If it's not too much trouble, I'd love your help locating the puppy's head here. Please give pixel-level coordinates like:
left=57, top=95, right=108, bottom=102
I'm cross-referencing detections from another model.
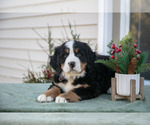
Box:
left=50, top=41, right=95, bottom=75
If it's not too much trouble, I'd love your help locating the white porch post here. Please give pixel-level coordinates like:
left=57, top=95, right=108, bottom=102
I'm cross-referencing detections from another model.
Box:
left=120, top=0, right=130, bottom=39
left=97, top=0, right=113, bottom=55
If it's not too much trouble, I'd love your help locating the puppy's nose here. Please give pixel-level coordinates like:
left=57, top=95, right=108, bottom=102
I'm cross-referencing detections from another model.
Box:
left=68, top=61, right=75, bottom=68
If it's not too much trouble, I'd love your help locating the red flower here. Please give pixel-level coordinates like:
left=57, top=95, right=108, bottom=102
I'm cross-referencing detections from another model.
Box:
left=111, top=55, right=115, bottom=59
left=133, top=44, right=137, bottom=48
left=137, top=57, right=140, bottom=60
left=112, top=44, right=115, bottom=49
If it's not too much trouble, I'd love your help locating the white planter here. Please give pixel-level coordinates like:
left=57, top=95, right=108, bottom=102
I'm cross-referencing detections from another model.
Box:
left=115, top=73, right=140, bottom=96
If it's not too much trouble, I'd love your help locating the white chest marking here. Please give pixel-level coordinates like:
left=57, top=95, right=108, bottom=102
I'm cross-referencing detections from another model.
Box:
left=57, top=78, right=84, bottom=92
left=58, top=82, right=74, bottom=92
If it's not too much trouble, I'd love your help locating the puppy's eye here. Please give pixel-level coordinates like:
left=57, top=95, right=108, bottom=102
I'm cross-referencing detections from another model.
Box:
left=76, top=53, right=81, bottom=57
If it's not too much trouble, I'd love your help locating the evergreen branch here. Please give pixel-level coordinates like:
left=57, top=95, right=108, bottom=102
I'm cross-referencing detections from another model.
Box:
left=118, top=32, right=134, bottom=56
left=118, top=32, right=133, bottom=46
left=96, top=32, right=150, bottom=74
left=107, top=40, right=114, bottom=55
left=135, top=63, right=150, bottom=74
left=115, top=52, right=130, bottom=74
left=137, top=51, right=149, bottom=67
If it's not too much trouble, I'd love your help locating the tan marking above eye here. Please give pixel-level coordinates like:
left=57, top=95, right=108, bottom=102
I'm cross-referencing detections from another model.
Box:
left=75, top=48, right=79, bottom=54
left=65, top=49, right=69, bottom=54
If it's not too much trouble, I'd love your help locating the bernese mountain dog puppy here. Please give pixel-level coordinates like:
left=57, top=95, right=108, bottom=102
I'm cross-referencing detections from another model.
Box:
left=37, top=41, right=115, bottom=103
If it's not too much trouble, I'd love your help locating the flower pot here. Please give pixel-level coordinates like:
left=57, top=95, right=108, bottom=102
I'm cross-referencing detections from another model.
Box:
left=115, top=73, right=140, bottom=96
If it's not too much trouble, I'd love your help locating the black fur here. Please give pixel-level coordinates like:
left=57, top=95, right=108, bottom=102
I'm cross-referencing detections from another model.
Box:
left=50, top=41, right=115, bottom=101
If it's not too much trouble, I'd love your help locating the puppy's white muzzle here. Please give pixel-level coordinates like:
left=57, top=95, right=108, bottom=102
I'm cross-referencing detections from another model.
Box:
left=63, top=54, right=81, bottom=73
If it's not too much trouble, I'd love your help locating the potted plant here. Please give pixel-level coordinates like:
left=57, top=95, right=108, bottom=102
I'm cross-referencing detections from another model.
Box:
left=96, top=32, right=150, bottom=96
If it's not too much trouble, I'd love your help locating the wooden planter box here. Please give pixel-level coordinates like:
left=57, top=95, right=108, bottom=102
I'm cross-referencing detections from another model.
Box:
left=111, top=77, right=144, bottom=102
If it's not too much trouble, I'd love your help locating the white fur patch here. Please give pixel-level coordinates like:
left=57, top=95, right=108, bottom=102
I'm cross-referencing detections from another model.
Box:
left=55, top=96, right=68, bottom=103
left=57, top=71, right=86, bottom=92
left=65, top=41, right=74, bottom=54
left=57, top=78, right=74, bottom=92
left=37, top=94, right=54, bottom=102
left=63, top=41, right=82, bottom=73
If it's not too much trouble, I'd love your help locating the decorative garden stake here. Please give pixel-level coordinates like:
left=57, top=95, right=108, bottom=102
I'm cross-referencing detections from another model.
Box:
left=95, top=32, right=150, bottom=102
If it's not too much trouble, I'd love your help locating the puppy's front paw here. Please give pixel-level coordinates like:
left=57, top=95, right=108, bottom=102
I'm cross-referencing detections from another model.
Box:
left=55, top=96, right=68, bottom=103
left=37, top=94, right=54, bottom=102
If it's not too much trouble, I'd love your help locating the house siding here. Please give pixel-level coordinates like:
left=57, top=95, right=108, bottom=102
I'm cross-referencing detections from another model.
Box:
left=0, top=0, right=98, bottom=83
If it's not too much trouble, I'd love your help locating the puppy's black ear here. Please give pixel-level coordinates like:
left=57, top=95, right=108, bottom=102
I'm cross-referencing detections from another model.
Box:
left=83, top=43, right=96, bottom=69
left=50, top=46, right=61, bottom=71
